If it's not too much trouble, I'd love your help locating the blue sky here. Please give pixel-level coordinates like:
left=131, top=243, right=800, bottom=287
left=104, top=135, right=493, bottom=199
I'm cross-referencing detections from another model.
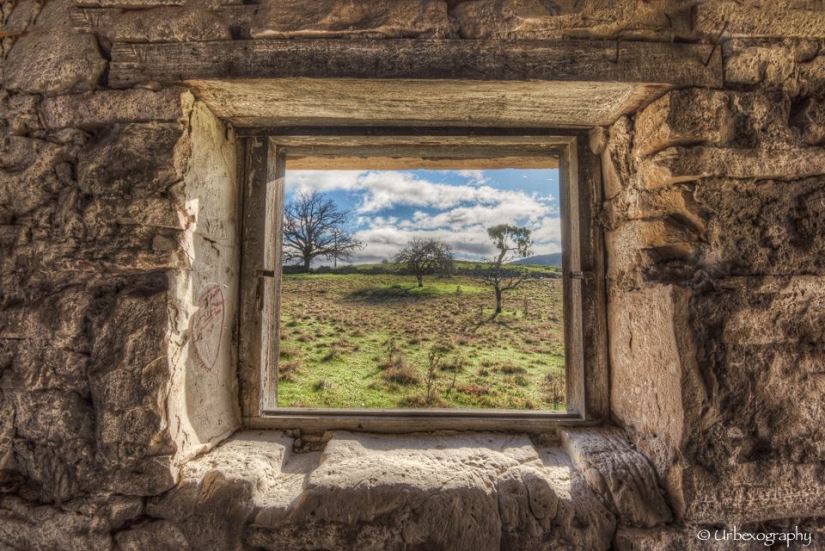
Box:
left=285, top=169, right=561, bottom=265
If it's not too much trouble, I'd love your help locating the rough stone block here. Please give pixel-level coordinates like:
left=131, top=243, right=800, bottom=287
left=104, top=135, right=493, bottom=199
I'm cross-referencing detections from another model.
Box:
left=83, top=197, right=183, bottom=231
left=0, top=91, right=41, bottom=135
left=791, top=96, right=825, bottom=145
left=250, top=0, right=451, bottom=39
left=102, top=495, right=145, bottom=531
left=688, top=277, right=825, bottom=465
left=0, top=136, right=69, bottom=216
left=0, top=287, right=92, bottom=350
left=75, top=0, right=238, bottom=7
left=0, top=224, right=29, bottom=247
left=498, top=448, right=616, bottom=551
left=728, top=91, right=800, bottom=149
left=247, top=432, right=615, bottom=551
left=694, top=177, right=825, bottom=276
left=87, top=7, right=231, bottom=42
left=89, top=277, right=178, bottom=496
left=31, top=0, right=74, bottom=29
left=7, top=343, right=90, bottom=396
left=634, top=90, right=734, bottom=158
left=149, top=431, right=290, bottom=551
left=602, top=187, right=704, bottom=235
left=723, top=345, right=824, bottom=462
left=3, top=27, right=105, bottom=95
left=8, top=387, right=97, bottom=502
left=601, top=116, right=632, bottom=200
left=115, top=520, right=191, bottom=551
left=2, top=0, right=39, bottom=34
left=721, top=277, right=825, bottom=345
left=724, top=39, right=825, bottom=96
left=452, top=0, right=682, bottom=41
left=694, top=1, right=825, bottom=39
left=13, top=390, right=94, bottom=446
left=0, top=387, right=14, bottom=485
left=0, top=496, right=112, bottom=551
left=77, top=123, right=186, bottom=199
left=561, top=428, right=672, bottom=528
left=40, top=88, right=186, bottom=129
left=250, top=432, right=531, bottom=551
left=608, top=285, right=704, bottom=461
left=636, top=147, right=825, bottom=189
left=668, top=462, right=825, bottom=524
left=452, top=0, right=565, bottom=39
left=605, top=220, right=702, bottom=289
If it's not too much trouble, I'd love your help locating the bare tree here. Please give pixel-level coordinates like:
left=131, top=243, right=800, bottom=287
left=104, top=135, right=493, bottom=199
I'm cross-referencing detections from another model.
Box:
left=394, top=238, right=454, bottom=287
left=479, top=224, right=533, bottom=315
left=283, top=191, right=364, bottom=272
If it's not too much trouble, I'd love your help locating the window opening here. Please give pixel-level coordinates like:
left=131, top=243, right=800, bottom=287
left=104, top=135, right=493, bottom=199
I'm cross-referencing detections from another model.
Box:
left=276, top=168, right=566, bottom=411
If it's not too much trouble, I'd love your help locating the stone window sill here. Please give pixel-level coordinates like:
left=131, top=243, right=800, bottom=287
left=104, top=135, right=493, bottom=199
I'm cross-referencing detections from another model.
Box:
left=150, top=429, right=672, bottom=551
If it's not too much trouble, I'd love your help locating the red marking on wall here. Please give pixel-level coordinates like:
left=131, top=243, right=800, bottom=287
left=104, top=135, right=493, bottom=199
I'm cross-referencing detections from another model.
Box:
left=191, top=284, right=225, bottom=373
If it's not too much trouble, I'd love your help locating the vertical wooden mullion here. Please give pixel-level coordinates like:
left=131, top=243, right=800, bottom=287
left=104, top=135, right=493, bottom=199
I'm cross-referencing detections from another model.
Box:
left=261, top=141, right=286, bottom=410
left=559, top=138, right=585, bottom=418
left=239, top=138, right=267, bottom=419
left=576, top=136, right=609, bottom=421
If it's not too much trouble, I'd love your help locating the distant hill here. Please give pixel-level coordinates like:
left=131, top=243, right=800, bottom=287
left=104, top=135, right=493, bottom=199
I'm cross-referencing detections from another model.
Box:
left=510, top=253, right=562, bottom=267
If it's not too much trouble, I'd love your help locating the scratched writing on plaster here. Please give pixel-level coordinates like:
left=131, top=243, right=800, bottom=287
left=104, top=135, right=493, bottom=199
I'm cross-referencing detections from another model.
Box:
left=191, top=284, right=225, bottom=372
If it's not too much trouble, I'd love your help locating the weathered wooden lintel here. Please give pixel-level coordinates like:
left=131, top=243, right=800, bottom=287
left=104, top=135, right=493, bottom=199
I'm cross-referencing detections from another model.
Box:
left=279, top=141, right=562, bottom=169
left=109, top=39, right=722, bottom=88
left=186, top=78, right=666, bottom=129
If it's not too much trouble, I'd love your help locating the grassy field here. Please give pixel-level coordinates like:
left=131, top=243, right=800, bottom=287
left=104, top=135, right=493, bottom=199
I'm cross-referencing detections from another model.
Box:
left=277, top=272, right=566, bottom=410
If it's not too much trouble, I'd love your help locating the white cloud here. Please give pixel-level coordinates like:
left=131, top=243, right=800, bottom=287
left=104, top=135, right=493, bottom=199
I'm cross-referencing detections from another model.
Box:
left=288, top=170, right=555, bottom=216
left=285, top=170, right=365, bottom=194
left=351, top=221, right=561, bottom=263
left=351, top=226, right=497, bottom=262
left=530, top=216, right=562, bottom=244
left=287, top=169, right=562, bottom=263
left=402, top=202, right=550, bottom=230
left=456, top=169, right=489, bottom=186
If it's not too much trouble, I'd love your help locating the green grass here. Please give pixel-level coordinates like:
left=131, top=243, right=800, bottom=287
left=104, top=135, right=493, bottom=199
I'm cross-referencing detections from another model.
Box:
left=277, top=273, right=565, bottom=410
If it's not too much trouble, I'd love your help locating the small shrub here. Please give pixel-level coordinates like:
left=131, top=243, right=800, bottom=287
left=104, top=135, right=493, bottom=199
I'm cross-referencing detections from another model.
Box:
left=424, top=339, right=453, bottom=404
left=398, top=394, right=427, bottom=407
left=543, top=370, right=565, bottom=408
left=278, top=360, right=301, bottom=382
left=321, top=345, right=345, bottom=362
left=498, top=363, right=527, bottom=375
left=457, top=383, right=489, bottom=396
left=383, top=364, right=420, bottom=385
left=279, top=347, right=299, bottom=360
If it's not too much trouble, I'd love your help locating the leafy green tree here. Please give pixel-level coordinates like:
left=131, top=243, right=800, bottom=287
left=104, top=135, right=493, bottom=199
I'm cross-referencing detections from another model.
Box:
left=480, top=224, right=533, bottom=314
left=394, top=238, right=454, bottom=287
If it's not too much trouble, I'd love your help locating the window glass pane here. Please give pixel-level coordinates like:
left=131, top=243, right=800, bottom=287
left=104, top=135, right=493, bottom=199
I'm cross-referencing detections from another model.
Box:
left=277, top=168, right=565, bottom=410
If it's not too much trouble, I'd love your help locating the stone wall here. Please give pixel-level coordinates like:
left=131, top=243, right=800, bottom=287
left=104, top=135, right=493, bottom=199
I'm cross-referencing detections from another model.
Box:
left=1, top=0, right=241, bottom=544
left=1, top=0, right=824, bottom=549
left=603, top=29, right=825, bottom=546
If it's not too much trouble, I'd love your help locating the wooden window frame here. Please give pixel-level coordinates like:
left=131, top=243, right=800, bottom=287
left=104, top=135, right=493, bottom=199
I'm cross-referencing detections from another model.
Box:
left=238, top=129, right=607, bottom=432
